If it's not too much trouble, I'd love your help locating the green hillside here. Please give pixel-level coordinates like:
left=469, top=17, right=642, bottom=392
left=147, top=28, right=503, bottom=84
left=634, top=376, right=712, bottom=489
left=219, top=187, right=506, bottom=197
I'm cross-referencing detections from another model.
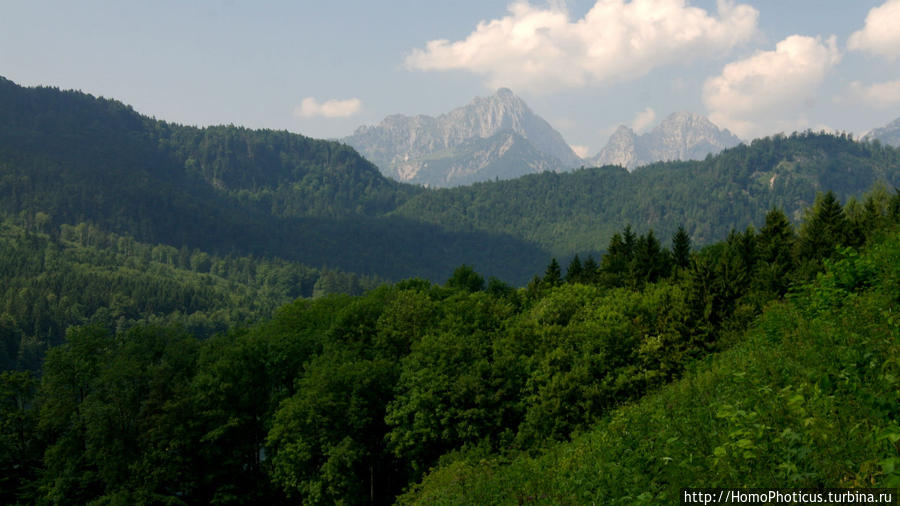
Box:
left=0, top=216, right=386, bottom=372
left=394, top=132, right=900, bottom=257
left=402, top=230, right=900, bottom=504
left=3, top=183, right=896, bottom=504
left=0, top=76, right=548, bottom=283
left=4, top=77, right=900, bottom=284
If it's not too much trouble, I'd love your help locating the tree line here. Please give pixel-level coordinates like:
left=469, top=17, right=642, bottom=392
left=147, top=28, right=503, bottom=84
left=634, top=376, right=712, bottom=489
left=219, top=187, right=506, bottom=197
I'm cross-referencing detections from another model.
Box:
left=2, top=186, right=898, bottom=504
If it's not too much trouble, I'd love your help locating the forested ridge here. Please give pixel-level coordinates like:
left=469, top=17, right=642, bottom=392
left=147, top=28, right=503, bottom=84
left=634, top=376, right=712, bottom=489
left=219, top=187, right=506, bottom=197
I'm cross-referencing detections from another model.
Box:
left=2, top=184, right=898, bottom=504
left=0, top=76, right=547, bottom=283
left=3, top=76, right=900, bottom=284
left=0, top=216, right=382, bottom=372
left=2, top=77, right=900, bottom=503
left=394, top=131, right=900, bottom=257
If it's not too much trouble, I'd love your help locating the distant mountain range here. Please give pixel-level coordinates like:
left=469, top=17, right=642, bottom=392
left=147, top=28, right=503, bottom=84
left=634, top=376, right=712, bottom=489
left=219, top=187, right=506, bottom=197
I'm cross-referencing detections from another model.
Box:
left=863, top=116, right=900, bottom=147
left=343, top=88, right=582, bottom=187
left=588, top=112, right=742, bottom=171
left=345, top=91, right=748, bottom=185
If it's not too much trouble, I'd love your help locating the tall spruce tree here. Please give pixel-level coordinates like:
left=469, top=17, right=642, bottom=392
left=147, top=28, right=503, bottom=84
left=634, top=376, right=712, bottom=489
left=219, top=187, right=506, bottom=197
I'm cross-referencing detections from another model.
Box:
left=796, top=191, right=848, bottom=262
left=631, top=230, right=668, bottom=285
left=756, top=208, right=795, bottom=295
left=543, top=258, right=562, bottom=287
left=600, top=232, right=629, bottom=287
left=565, top=254, right=583, bottom=284
left=672, top=226, right=691, bottom=269
left=582, top=255, right=599, bottom=284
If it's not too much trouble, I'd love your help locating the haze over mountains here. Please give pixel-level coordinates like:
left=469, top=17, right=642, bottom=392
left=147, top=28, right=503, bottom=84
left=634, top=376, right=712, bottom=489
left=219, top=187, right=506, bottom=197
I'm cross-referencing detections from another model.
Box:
left=588, top=112, right=743, bottom=170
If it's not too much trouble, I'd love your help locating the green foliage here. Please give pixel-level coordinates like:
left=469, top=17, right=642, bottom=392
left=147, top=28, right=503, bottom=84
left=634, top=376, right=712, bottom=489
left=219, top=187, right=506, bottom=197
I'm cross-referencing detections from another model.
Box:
left=36, top=325, right=208, bottom=504
left=796, top=191, right=849, bottom=264
left=5, top=75, right=900, bottom=504
left=564, top=254, right=583, bottom=283
left=755, top=208, right=796, bottom=295
left=385, top=292, right=520, bottom=475
left=671, top=225, right=691, bottom=270
left=0, top=370, right=39, bottom=503
left=4, top=78, right=900, bottom=287
left=445, top=265, right=485, bottom=293
left=542, top=258, right=562, bottom=287
left=395, top=132, right=900, bottom=260
left=400, top=228, right=900, bottom=504
left=0, top=76, right=550, bottom=284
left=268, top=352, right=398, bottom=505
left=3, top=181, right=895, bottom=505
left=0, top=217, right=384, bottom=372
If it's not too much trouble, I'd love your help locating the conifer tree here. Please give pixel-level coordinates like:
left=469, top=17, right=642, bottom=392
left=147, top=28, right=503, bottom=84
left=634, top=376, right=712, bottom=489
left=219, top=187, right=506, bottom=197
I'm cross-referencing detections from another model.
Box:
left=622, top=225, right=636, bottom=258
left=631, top=230, right=668, bottom=285
left=543, top=258, right=562, bottom=287
left=565, top=254, right=583, bottom=284
left=600, top=232, right=629, bottom=287
left=671, top=226, right=691, bottom=269
left=796, top=191, right=848, bottom=261
left=756, top=208, right=794, bottom=295
left=582, top=255, right=598, bottom=284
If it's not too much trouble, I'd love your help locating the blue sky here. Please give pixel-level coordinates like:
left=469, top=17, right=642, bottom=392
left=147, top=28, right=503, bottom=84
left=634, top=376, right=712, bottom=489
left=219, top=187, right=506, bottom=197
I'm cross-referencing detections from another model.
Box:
left=2, top=1, right=898, bottom=156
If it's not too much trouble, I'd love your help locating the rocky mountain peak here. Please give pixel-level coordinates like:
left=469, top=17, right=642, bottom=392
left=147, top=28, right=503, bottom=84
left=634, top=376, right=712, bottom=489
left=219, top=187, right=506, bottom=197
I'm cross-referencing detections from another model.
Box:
left=863, top=116, right=900, bottom=147
left=590, top=112, right=741, bottom=171
left=342, top=89, right=582, bottom=187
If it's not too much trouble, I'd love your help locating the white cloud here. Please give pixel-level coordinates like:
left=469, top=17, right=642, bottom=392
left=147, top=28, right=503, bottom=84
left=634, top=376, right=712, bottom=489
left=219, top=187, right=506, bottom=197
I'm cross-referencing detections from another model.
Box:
left=848, top=0, right=900, bottom=59
left=848, top=80, right=900, bottom=107
left=569, top=144, right=590, bottom=158
left=631, top=107, right=656, bottom=133
left=405, top=0, right=759, bottom=93
left=703, top=35, right=841, bottom=139
left=294, top=97, right=362, bottom=118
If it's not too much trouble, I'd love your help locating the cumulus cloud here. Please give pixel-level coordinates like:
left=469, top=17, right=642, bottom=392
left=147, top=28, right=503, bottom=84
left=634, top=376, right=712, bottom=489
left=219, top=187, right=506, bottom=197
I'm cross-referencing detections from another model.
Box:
left=848, top=0, right=900, bottom=59
left=631, top=107, right=656, bottom=133
left=405, top=0, right=759, bottom=93
left=703, top=35, right=841, bottom=139
left=848, top=80, right=900, bottom=107
left=294, top=97, right=362, bottom=118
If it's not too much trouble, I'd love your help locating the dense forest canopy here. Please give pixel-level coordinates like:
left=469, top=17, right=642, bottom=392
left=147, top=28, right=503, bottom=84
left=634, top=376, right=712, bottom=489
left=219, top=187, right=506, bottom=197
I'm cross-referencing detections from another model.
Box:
left=394, top=131, right=900, bottom=256
left=0, top=216, right=385, bottom=372
left=2, top=76, right=900, bottom=503
left=2, top=182, right=898, bottom=504
left=0, top=77, right=553, bottom=284
left=3, top=77, right=900, bottom=285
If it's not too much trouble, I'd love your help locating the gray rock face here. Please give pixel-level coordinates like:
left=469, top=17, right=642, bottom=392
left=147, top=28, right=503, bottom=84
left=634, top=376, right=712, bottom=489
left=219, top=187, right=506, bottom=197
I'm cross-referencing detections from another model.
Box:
left=863, top=117, right=900, bottom=147
left=402, top=130, right=562, bottom=187
left=343, top=89, right=582, bottom=187
left=589, top=112, right=741, bottom=171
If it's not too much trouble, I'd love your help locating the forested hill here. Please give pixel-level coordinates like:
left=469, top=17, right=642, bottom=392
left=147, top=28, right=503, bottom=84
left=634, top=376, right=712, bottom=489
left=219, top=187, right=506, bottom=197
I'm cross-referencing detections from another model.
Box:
left=394, top=132, right=900, bottom=257
left=0, top=75, right=411, bottom=216
left=4, top=181, right=898, bottom=504
left=3, top=76, right=900, bottom=283
left=0, top=77, right=547, bottom=282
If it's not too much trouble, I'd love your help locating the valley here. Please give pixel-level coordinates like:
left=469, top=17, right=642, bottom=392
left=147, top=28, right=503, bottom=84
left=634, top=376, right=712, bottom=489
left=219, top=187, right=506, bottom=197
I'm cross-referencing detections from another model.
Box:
left=1, top=76, right=899, bottom=505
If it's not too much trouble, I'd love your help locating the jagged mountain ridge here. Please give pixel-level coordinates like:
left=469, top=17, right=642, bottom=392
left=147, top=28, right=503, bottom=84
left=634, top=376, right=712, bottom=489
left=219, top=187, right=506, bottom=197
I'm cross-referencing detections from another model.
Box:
left=589, top=112, right=742, bottom=170
left=863, top=116, right=900, bottom=147
left=399, top=130, right=562, bottom=187
left=343, top=88, right=582, bottom=187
